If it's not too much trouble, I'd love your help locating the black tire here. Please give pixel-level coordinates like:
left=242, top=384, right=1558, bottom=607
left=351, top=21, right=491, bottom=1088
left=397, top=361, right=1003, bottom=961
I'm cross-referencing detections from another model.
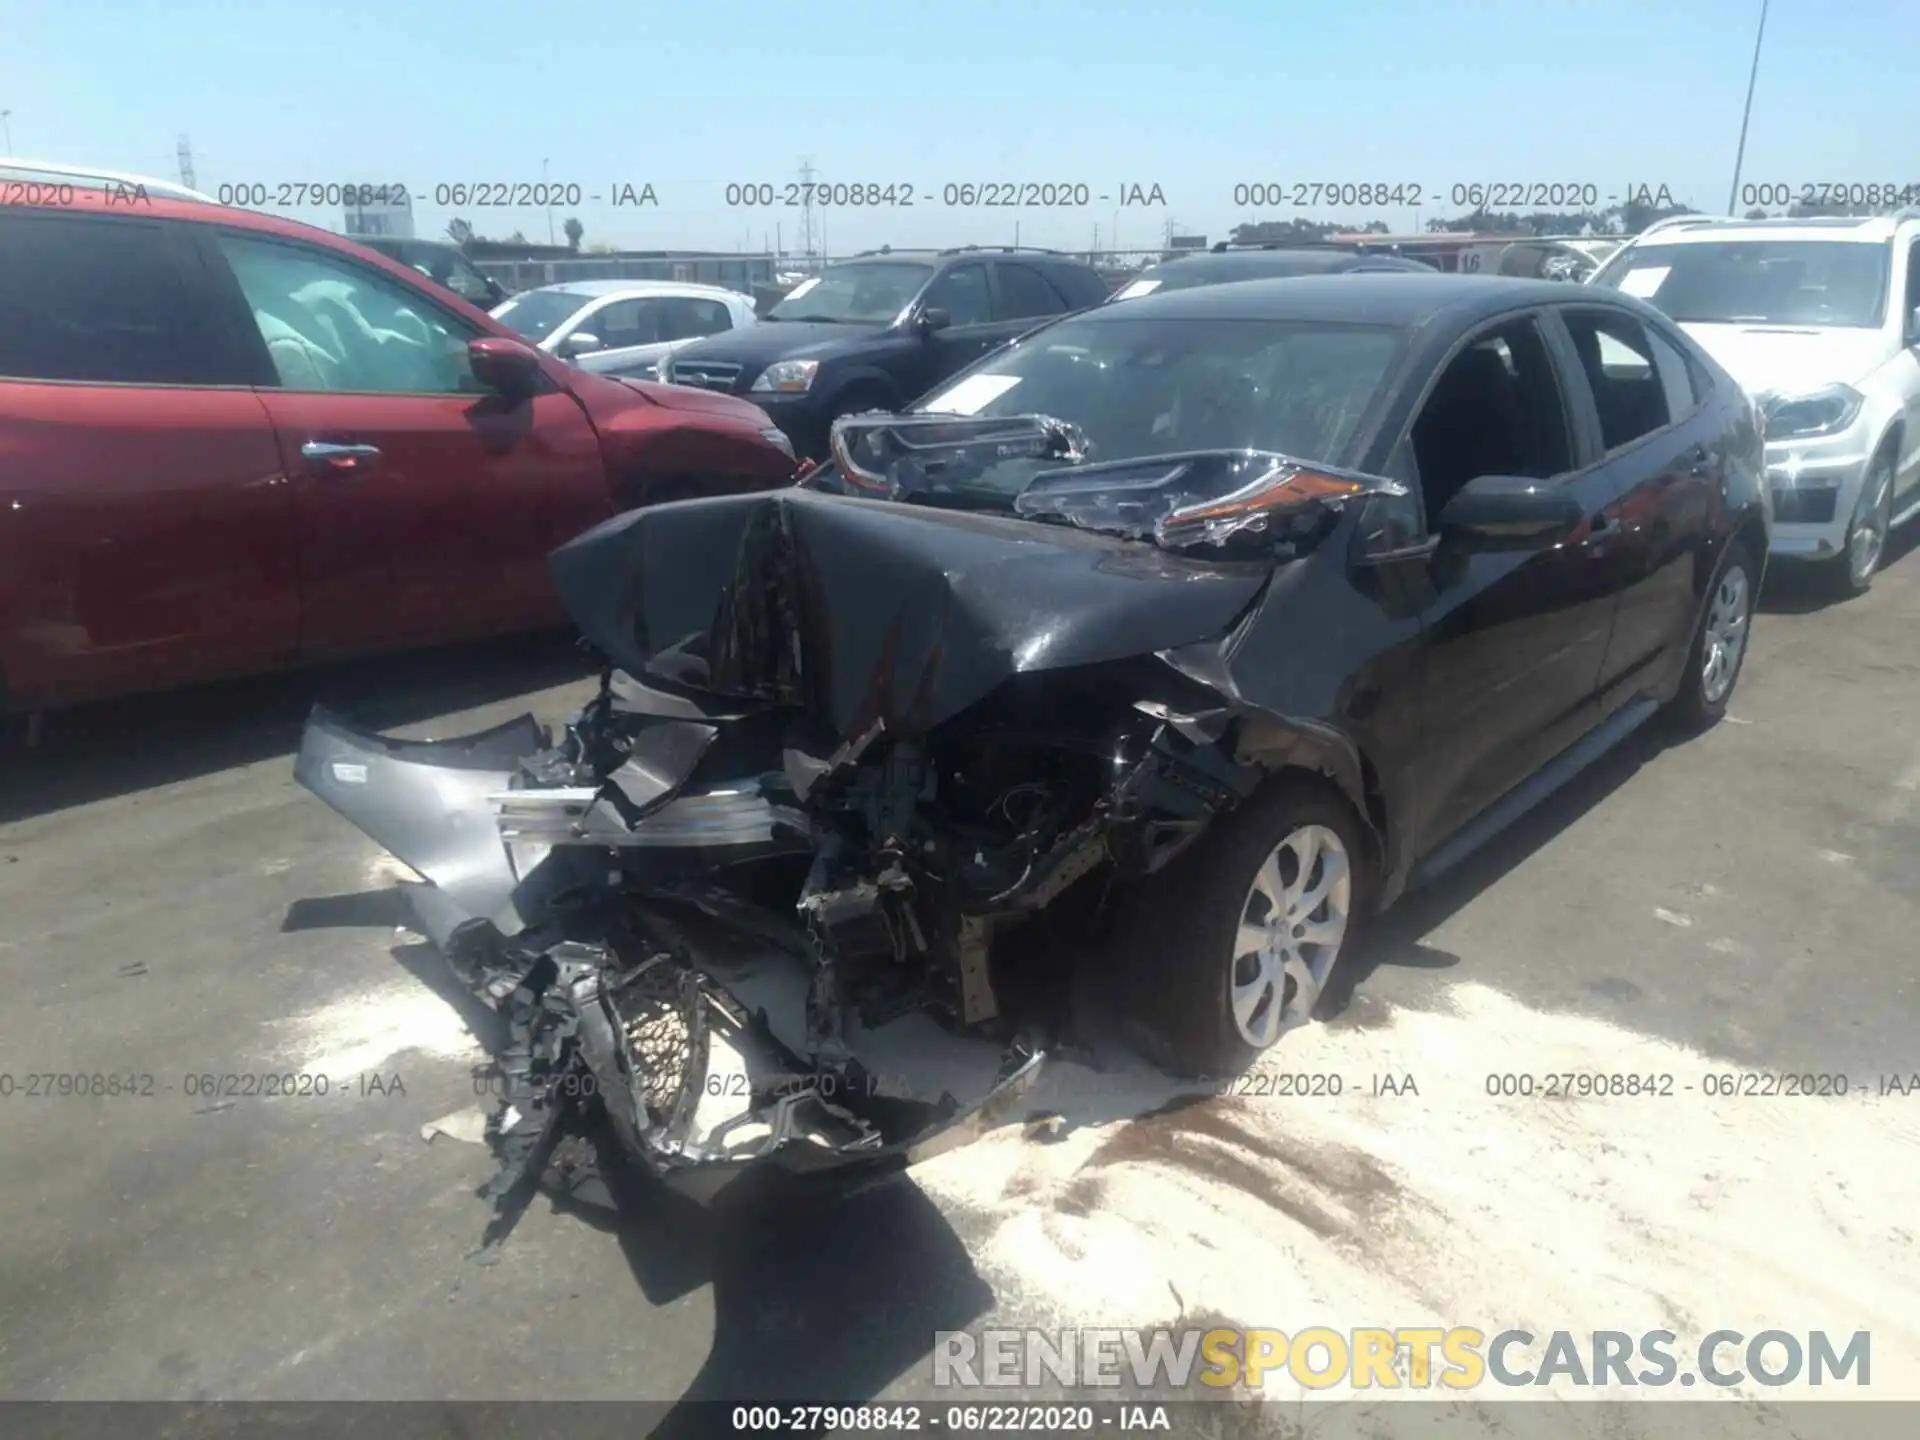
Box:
left=1666, top=538, right=1758, bottom=733
left=1118, top=774, right=1376, bottom=1078
left=1817, top=453, right=1895, bottom=598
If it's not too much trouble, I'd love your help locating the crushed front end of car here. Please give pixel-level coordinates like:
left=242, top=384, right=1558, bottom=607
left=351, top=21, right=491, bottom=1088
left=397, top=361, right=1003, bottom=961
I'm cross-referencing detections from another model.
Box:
left=294, top=414, right=1403, bottom=1231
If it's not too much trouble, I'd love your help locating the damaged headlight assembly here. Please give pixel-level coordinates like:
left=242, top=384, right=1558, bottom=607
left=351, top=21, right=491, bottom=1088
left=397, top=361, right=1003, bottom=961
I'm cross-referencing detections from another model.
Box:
left=826, top=410, right=1404, bottom=554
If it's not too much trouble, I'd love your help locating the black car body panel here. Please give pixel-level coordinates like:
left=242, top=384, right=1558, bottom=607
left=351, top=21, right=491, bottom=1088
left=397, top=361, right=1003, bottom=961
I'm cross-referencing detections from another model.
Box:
left=294, top=273, right=1766, bottom=1233
left=548, top=490, right=1273, bottom=740
left=1114, top=248, right=1437, bottom=299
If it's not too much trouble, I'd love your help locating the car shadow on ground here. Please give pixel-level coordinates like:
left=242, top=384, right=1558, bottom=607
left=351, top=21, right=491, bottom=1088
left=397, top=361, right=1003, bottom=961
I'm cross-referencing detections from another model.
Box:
left=1754, top=523, right=1917, bottom=615
left=0, top=630, right=592, bottom=824
left=1325, top=711, right=1674, bottom=1017
left=277, top=908, right=1001, bottom=1412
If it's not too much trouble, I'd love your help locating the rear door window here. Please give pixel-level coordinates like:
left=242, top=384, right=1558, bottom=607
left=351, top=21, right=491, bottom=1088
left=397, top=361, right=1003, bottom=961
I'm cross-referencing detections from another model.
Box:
left=1559, top=309, right=1672, bottom=453
left=660, top=297, right=735, bottom=339
left=1646, top=328, right=1698, bottom=421
left=0, top=212, right=242, bottom=385
left=592, top=298, right=668, bottom=349
left=994, top=262, right=1070, bottom=321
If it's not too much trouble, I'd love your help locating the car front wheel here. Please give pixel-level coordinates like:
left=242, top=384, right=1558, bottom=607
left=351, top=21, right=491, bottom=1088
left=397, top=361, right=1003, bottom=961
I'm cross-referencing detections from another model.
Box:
left=1121, top=777, right=1374, bottom=1077
left=1824, top=454, right=1894, bottom=596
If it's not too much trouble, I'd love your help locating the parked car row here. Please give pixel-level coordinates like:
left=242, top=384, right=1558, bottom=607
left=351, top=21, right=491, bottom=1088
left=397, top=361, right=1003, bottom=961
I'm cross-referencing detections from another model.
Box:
left=5, top=155, right=1915, bottom=732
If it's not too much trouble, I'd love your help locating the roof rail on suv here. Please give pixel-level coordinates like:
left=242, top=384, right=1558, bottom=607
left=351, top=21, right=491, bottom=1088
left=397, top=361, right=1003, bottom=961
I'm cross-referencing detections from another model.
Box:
left=936, top=244, right=1066, bottom=256
left=1208, top=239, right=1378, bottom=254
left=1633, top=214, right=1733, bottom=239
left=0, top=157, right=217, bottom=204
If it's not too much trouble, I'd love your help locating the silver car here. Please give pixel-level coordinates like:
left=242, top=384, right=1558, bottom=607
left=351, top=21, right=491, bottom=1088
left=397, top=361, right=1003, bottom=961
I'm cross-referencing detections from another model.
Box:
left=489, top=280, right=757, bottom=379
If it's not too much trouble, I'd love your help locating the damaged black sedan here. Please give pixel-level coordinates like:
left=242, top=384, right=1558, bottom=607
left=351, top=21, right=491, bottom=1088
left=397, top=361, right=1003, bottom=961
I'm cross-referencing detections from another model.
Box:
left=297, top=274, right=1767, bottom=1215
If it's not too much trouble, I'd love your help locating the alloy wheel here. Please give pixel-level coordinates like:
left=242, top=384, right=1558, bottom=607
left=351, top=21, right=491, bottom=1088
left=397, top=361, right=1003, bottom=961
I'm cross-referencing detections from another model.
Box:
left=1848, top=462, right=1894, bottom=587
left=1701, top=563, right=1751, bottom=706
left=1230, top=824, right=1351, bottom=1047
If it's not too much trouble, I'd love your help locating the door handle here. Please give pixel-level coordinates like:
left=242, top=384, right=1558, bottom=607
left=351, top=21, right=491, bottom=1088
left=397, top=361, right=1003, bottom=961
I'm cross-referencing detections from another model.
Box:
left=301, top=441, right=381, bottom=476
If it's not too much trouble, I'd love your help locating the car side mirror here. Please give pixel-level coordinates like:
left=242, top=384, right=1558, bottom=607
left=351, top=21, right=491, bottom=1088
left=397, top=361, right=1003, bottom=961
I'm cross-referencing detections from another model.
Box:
left=468, top=336, right=543, bottom=395
left=916, top=307, right=952, bottom=336
left=1437, top=474, right=1584, bottom=552
left=559, top=332, right=603, bottom=360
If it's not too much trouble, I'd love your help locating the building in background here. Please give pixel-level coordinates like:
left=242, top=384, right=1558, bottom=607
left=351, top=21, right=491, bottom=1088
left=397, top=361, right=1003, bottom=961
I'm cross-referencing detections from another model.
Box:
left=344, top=190, right=416, bottom=240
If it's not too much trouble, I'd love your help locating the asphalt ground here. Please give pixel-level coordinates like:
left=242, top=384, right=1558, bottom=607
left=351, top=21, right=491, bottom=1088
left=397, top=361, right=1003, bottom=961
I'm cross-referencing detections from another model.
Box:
left=1, top=530, right=1916, bottom=1417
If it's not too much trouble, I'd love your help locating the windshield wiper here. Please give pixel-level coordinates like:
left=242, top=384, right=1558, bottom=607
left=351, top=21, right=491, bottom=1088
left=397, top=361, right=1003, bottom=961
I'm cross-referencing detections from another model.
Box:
left=775, top=314, right=847, bottom=324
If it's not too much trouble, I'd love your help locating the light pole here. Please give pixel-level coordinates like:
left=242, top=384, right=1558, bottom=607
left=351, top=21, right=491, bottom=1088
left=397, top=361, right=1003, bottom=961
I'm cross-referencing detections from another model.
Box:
left=1, top=111, right=13, bottom=152
left=1728, top=0, right=1769, bottom=214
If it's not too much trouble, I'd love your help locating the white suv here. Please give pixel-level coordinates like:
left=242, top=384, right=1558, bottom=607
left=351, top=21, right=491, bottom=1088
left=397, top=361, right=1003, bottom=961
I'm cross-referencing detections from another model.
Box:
left=1592, top=212, right=1920, bottom=594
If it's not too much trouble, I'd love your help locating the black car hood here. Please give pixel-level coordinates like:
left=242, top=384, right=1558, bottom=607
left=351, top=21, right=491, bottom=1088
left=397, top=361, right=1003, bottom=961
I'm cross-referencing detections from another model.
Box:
left=670, top=320, right=892, bottom=375
left=548, top=488, right=1269, bottom=740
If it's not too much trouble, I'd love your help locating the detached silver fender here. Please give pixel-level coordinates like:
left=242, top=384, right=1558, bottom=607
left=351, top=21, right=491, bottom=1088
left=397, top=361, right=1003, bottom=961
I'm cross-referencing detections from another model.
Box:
left=294, top=705, right=546, bottom=936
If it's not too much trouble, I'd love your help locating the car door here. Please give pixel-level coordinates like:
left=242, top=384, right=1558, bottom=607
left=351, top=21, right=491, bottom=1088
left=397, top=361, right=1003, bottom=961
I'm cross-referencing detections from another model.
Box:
left=195, top=226, right=612, bottom=660
left=0, top=207, right=296, bottom=709
left=1390, top=312, right=1623, bottom=860
left=993, top=260, right=1074, bottom=332
left=904, top=262, right=1005, bottom=395
left=1551, top=305, right=1721, bottom=708
left=579, top=296, right=737, bottom=377
left=570, top=296, right=653, bottom=371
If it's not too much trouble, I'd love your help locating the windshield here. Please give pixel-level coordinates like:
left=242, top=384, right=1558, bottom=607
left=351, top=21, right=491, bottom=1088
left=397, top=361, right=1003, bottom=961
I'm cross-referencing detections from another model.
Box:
left=1594, top=240, right=1892, bottom=328
left=879, top=314, right=1404, bottom=503
left=490, top=289, right=588, bottom=343
left=767, top=262, right=934, bottom=323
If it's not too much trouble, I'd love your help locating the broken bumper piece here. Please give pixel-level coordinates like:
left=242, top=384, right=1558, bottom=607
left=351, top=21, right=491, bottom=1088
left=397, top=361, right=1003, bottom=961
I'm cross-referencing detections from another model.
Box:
left=294, top=706, right=1045, bottom=1223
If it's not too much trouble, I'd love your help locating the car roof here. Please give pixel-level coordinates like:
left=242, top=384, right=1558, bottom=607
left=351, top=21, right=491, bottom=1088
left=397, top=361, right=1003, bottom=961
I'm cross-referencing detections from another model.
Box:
left=529, top=279, right=745, bottom=300
left=359, top=237, right=456, bottom=253
left=1629, top=216, right=1907, bottom=246
left=1144, top=251, right=1432, bottom=280
left=1080, top=272, right=1591, bottom=328
left=831, top=249, right=1094, bottom=270
left=2, top=188, right=535, bottom=326
left=831, top=251, right=944, bottom=265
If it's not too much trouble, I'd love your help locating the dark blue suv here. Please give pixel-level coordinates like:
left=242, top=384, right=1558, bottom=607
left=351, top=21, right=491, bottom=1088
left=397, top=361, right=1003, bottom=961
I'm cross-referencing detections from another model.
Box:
left=659, top=246, right=1111, bottom=459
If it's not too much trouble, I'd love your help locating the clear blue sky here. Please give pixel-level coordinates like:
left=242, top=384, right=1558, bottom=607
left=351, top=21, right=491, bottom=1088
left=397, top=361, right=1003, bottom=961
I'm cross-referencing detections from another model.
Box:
left=4, top=0, right=1911, bottom=254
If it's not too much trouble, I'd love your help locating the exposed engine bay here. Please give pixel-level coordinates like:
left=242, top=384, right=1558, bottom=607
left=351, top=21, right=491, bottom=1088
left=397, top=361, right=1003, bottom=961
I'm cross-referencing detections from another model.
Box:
left=294, top=417, right=1397, bottom=1236
left=297, top=655, right=1263, bottom=1232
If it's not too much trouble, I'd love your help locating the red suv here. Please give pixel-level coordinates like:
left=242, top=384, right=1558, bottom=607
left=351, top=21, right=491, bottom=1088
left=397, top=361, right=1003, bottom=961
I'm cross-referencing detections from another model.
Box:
left=0, top=172, right=797, bottom=713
